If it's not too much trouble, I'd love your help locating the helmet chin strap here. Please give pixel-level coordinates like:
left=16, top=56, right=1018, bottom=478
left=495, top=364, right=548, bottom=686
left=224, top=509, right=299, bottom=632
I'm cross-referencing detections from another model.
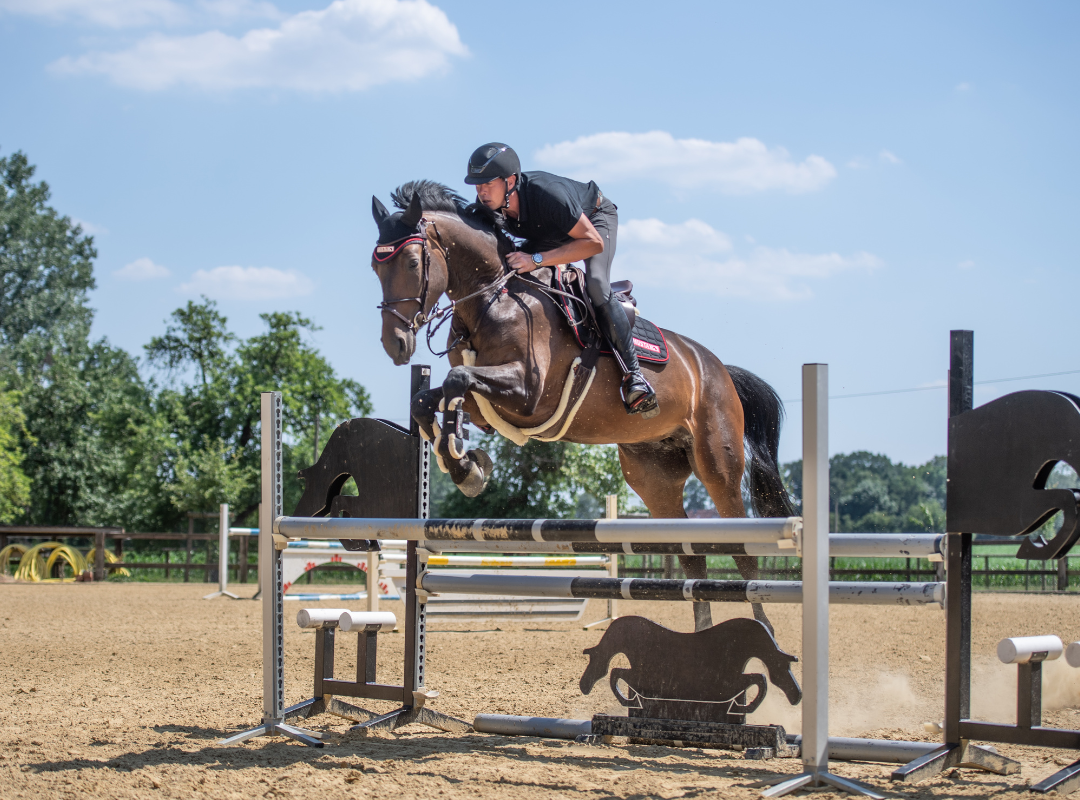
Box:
left=501, top=175, right=518, bottom=210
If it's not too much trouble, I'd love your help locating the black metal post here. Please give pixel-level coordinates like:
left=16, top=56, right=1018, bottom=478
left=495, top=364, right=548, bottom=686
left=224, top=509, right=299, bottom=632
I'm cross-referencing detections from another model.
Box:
left=1018, top=661, right=1042, bottom=729
left=945, top=330, right=974, bottom=745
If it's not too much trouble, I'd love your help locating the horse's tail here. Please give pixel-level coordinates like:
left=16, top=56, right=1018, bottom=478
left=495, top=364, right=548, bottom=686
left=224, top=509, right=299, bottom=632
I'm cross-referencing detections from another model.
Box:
left=726, top=365, right=796, bottom=518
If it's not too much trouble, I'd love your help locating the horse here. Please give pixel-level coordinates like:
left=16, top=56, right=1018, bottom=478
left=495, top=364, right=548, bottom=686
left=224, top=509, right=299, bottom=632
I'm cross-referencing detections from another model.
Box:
left=370, top=180, right=795, bottom=632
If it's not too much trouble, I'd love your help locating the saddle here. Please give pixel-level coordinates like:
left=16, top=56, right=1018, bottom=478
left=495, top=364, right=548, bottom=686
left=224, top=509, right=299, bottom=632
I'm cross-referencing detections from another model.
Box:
left=548, top=266, right=669, bottom=364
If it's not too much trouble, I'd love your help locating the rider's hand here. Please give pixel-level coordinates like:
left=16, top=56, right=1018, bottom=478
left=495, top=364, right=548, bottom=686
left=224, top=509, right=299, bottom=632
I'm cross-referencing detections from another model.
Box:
left=507, top=251, right=538, bottom=273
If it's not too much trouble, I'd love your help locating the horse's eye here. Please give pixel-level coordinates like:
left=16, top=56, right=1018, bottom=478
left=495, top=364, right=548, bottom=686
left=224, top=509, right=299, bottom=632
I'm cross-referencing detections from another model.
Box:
left=409, top=258, right=420, bottom=268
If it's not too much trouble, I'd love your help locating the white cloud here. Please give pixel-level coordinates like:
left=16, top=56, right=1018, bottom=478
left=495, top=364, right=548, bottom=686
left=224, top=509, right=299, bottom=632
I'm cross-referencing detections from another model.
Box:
left=846, top=156, right=870, bottom=170
left=50, top=0, right=467, bottom=92
left=72, top=217, right=109, bottom=236
left=535, top=131, right=836, bottom=194
left=956, top=82, right=971, bottom=92
left=879, top=149, right=901, bottom=165
left=958, top=259, right=976, bottom=270
left=618, top=218, right=881, bottom=301
left=0, top=0, right=185, bottom=27
left=114, top=256, right=170, bottom=280
left=178, top=265, right=314, bottom=299
left=198, top=0, right=282, bottom=21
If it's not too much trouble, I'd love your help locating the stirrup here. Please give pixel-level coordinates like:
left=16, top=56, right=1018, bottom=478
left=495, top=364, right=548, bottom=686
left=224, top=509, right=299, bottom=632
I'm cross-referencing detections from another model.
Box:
left=621, top=373, right=659, bottom=419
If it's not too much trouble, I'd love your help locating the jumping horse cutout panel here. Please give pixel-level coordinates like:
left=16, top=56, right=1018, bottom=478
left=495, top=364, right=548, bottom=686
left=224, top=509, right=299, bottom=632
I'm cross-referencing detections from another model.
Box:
left=948, top=391, right=1080, bottom=561
left=293, top=417, right=419, bottom=522
left=579, top=616, right=801, bottom=725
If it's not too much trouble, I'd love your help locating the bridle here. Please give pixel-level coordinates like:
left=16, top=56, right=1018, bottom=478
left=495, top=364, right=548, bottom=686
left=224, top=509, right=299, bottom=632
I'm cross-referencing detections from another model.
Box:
left=374, top=218, right=515, bottom=356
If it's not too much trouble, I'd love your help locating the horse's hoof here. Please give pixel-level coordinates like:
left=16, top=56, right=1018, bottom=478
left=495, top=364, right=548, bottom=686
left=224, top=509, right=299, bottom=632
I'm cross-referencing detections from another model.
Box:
left=469, top=447, right=493, bottom=476
left=455, top=449, right=492, bottom=497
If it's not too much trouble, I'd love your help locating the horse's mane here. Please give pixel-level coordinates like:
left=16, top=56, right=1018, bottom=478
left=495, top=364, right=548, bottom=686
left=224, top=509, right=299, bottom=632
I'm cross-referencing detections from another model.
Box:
left=391, top=180, right=465, bottom=213
left=391, top=179, right=515, bottom=254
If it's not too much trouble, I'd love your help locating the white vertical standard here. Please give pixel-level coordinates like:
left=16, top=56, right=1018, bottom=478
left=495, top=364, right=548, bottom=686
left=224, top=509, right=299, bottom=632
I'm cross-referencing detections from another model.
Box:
left=366, top=550, right=379, bottom=613
left=261, top=392, right=283, bottom=722
left=203, top=503, right=239, bottom=600
left=803, top=363, right=829, bottom=775
left=584, top=494, right=621, bottom=629
left=760, top=365, right=882, bottom=799
left=220, top=392, right=323, bottom=746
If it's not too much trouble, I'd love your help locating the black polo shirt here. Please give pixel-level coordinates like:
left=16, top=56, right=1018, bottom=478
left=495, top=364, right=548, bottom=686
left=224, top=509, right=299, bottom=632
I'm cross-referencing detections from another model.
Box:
left=504, top=171, right=601, bottom=254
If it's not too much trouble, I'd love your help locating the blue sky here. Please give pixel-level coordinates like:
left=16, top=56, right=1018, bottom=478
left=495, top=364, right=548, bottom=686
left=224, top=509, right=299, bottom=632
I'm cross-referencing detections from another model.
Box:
left=2, top=0, right=1078, bottom=465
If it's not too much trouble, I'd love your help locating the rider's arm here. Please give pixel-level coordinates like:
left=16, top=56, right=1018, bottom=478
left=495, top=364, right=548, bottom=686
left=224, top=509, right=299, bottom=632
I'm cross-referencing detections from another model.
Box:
left=507, top=214, right=603, bottom=272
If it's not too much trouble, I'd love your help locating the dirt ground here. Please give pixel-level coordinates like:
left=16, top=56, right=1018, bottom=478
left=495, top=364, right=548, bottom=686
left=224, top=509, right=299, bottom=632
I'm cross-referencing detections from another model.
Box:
left=4, top=583, right=1080, bottom=799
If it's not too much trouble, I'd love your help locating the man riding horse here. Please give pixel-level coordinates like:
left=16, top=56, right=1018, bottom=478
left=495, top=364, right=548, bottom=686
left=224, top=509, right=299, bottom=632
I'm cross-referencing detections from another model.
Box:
left=464, top=142, right=659, bottom=418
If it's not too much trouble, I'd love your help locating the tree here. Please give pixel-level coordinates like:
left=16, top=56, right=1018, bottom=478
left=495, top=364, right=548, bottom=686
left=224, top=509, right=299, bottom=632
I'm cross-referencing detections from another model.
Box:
left=0, top=150, right=158, bottom=527
left=145, top=301, right=372, bottom=525
left=0, top=151, right=96, bottom=359
left=781, top=451, right=946, bottom=533
left=0, top=388, right=31, bottom=522
left=434, top=436, right=634, bottom=519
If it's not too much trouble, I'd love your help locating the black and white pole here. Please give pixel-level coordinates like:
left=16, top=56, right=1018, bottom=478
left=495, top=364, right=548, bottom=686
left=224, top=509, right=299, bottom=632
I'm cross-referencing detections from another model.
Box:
left=416, top=573, right=943, bottom=605
left=760, top=365, right=882, bottom=799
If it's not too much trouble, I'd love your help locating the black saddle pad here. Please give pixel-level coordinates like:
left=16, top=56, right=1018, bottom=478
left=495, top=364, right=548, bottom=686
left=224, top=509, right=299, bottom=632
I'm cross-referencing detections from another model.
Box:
left=554, top=267, right=670, bottom=364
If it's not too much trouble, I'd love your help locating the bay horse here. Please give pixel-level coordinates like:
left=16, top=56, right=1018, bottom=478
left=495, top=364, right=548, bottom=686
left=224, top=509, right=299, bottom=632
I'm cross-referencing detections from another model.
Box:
left=370, top=181, right=794, bottom=632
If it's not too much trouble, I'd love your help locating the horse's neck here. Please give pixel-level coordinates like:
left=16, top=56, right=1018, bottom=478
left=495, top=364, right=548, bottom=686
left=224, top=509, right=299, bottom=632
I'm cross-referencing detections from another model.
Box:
left=436, top=214, right=506, bottom=316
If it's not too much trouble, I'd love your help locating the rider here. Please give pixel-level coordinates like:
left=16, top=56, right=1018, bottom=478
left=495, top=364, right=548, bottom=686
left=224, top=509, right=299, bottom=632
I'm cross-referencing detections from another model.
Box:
left=464, top=142, right=658, bottom=417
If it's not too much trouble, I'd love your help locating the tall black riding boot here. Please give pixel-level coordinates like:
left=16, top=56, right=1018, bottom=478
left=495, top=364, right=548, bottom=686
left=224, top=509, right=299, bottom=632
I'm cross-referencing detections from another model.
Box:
left=594, top=296, right=659, bottom=418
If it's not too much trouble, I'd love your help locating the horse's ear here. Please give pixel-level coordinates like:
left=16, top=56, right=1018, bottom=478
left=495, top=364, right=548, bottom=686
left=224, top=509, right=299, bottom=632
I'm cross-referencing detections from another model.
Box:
left=372, top=196, right=390, bottom=226
left=400, top=192, right=423, bottom=229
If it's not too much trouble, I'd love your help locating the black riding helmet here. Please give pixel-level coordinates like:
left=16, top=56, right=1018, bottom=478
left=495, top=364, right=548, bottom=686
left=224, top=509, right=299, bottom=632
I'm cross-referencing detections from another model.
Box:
left=464, top=142, right=520, bottom=185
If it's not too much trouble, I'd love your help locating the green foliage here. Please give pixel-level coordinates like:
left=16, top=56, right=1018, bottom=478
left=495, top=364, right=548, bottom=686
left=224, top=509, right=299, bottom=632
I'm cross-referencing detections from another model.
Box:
left=146, top=300, right=372, bottom=526
left=434, top=436, right=633, bottom=519
left=0, top=151, right=372, bottom=532
left=0, top=388, right=31, bottom=521
left=15, top=339, right=156, bottom=527
left=0, top=151, right=96, bottom=359
left=780, top=451, right=947, bottom=532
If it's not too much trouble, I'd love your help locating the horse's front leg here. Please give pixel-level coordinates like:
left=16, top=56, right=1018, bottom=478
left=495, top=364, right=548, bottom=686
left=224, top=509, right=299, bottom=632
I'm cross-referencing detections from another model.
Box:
left=410, top=386, right=444, bottom=443
left=433, top=362, right=529, bottom=498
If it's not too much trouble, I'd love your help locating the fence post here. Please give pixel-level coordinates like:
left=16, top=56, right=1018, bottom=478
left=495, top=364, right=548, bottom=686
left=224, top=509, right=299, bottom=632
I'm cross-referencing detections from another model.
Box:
left=1059, top=556, right=1069, bottom=592
left=93, top=530, right=106, bottom=582
left=184, top=516, right=194, bottom=583
left=239, top=535, right=250, bottom=583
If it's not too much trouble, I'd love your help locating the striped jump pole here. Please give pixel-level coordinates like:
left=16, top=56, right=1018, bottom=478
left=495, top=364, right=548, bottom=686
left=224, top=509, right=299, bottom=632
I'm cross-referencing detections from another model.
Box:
left=416, top=572, right=944, bottom=606
left=405, top=533, right=944, bottom=559
left=274, top=515, right=802, bottom=545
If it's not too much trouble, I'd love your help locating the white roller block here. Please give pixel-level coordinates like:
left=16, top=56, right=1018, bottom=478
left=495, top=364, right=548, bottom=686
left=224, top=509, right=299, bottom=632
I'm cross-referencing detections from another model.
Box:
left=1066, top=642, right=1080, bottom=668
left=296, top=608, right=350, bottom=629
left=997, top=635, right=1063, bottom=664
left=338, top=610, right=398, bottom=633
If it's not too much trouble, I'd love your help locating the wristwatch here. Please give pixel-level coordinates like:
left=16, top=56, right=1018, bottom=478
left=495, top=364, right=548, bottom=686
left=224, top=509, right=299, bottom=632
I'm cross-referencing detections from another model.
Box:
left=532, top=252, right=543, bottom=266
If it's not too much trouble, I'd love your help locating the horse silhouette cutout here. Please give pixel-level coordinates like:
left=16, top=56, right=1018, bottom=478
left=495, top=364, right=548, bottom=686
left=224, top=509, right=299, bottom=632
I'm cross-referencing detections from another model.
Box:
left=948, top=391, right=1080, bottom=560
left=580, top=616, right=801, bottom=724
left=293, top=417, right=420, bottom=521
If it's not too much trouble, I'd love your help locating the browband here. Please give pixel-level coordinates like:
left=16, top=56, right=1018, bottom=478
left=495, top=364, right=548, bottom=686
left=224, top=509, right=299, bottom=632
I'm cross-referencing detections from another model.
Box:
left=373, top=236, right=425, bottom=263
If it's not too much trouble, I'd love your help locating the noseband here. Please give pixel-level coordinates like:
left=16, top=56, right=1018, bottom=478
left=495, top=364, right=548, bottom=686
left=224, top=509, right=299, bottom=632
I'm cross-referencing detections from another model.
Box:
left=374, top=218, right=515, bottom=356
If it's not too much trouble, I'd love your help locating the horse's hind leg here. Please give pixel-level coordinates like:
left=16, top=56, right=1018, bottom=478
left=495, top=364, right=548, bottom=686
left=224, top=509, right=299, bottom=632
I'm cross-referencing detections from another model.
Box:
left=688, top=404, right=775, bottom=634
left=616, top=442, right=714, bottom=632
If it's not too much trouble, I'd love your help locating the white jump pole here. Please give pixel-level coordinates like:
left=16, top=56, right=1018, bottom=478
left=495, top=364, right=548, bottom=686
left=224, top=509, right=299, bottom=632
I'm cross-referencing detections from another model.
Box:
left=760, top=365, right=881, bottom=798
left=367, top=550, right=379, bottom=613
left=203, top=503, right=239, bottom=600
left=583, top=494, right=620, bottom=629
